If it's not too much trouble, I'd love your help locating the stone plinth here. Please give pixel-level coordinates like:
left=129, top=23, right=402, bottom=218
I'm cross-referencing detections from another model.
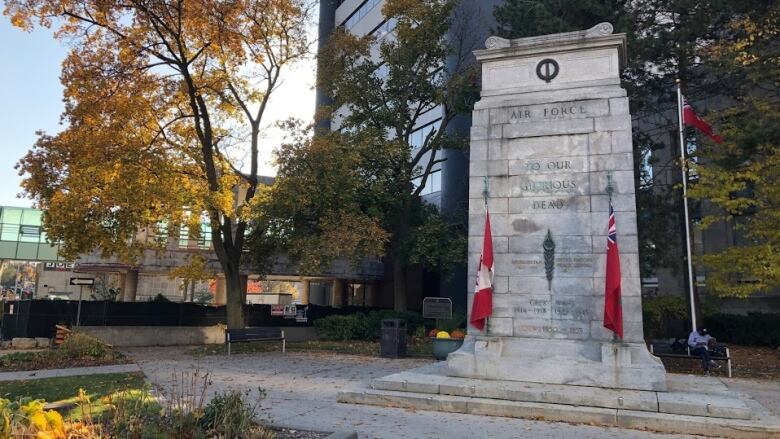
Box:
left=448, top=23, right=666, bottom=391
left=337, top=363, right=780, bottom=438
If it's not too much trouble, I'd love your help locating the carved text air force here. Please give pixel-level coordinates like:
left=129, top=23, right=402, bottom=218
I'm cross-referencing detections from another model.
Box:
left=508, top=104, right=587, bottom=122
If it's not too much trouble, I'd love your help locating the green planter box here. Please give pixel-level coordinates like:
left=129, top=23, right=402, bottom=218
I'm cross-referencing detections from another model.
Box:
left=431, top=338, right=464, bottom=360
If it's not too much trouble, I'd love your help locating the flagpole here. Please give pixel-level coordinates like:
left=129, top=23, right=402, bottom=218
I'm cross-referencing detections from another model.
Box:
left=606, top=173, right=618, bottom=343
left=483, top=176, right=489, bottom=334
left=676, top=78, right=699, bottom=332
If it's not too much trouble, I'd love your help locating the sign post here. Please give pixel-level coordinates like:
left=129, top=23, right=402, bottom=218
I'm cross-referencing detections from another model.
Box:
left=70, top=278, right=94, bottom=328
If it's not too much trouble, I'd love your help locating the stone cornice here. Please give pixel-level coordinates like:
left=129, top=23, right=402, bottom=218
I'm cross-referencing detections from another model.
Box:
left=476, top=23, right=627, bottom=70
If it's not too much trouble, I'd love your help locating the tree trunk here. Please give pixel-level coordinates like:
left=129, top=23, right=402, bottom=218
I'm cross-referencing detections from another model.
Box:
left=391, top=200, right=413, bottom=312
left=393, top=257, right=407, bottom=311
left=224, top=263, right=246, bottom=329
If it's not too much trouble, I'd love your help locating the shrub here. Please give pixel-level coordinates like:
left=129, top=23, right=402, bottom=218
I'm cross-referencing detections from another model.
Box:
left=60, top=332, right=110, bottom=359
left=703, top=313, right=780, bottom=347
left=0, top=395, right=99, bottom=438
left=314, top=314, right=372, bottom=340
left=106, top=388, right=164, bottom=437
left=435, top=310, right=466, bottom=334
left=201, top=388, right=269, bottom=438
left=642, top=295, right=690, bottom=339
left=314, top=310, right=425, bottom=340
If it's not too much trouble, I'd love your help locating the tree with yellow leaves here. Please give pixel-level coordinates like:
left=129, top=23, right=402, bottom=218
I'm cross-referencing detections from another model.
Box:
left=6, top=0, right=313, bottom=328
left=689, top=3, right=780, bottom=298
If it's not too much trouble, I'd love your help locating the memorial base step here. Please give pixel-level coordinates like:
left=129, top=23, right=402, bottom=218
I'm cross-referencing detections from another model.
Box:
left=336, top=363, right=780, bottom=438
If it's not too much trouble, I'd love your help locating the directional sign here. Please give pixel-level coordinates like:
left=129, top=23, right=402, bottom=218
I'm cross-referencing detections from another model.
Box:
left=69, top=277, right=95, bottom=286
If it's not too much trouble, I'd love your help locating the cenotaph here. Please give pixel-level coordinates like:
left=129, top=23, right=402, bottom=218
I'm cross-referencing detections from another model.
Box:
left=447, top=22, right=666, bottom=391
left=339, top=25, right=780, bottom=437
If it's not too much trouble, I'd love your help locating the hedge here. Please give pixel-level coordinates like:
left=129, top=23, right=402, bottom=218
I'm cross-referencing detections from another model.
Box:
left=703, top=313, right=780, bottom=347
left=314, top=310, right=424, bottom=340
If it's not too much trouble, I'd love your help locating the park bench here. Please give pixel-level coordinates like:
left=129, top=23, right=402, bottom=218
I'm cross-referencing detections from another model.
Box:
left=649, top=339, right=732, bottom=377
left=225, top=327, right=285, bottom=355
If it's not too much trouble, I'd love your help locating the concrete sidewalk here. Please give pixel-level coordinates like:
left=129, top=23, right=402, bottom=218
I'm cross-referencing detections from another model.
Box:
left=127, top=347, right=716, bottom=439
left=0, top=363, right=141, bottom=381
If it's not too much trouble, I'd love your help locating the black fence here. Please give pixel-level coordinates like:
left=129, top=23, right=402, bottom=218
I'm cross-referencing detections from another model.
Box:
left=1, top=300, right=386, bottom=340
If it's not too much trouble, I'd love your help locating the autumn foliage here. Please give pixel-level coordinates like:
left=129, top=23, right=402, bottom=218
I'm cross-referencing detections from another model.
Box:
left=5, top=0, right=313, bottom=327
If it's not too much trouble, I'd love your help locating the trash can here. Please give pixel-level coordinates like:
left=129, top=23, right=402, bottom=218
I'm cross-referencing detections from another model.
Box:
left=380, top=318, right=406, bottom=358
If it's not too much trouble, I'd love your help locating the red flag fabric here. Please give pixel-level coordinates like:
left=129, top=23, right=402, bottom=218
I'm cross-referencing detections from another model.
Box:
left=470, top=209, right=494, bottom=331
left=683, top=98, right=723, bottom=144
left=603, top=206, right=624, bottom=339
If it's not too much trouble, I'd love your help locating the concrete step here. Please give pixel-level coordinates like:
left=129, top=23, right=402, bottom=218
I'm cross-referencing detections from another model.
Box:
left=370, top=370, right=753, bottom=420
left=339, top=388, right=780, bottom=439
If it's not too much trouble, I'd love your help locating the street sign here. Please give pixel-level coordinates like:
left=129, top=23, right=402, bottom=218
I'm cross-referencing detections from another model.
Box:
left=69, top=277, right=94, bottom=286
left=283, top=304, right=297, bottom=319
left=44, top=262, right=75, bottom=271
left=422, top=297, right=452, bottom=319
left=270, top=304, right=285, bottom=316
left=295, top=307, right=308, bottom=323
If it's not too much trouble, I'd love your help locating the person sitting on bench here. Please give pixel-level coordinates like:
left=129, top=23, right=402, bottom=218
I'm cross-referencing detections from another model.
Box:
left=688, top=327, right=719, bottom=372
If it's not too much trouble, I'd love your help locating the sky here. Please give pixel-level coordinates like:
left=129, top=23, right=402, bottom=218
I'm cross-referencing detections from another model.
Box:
left=0, top=18, right=317, bottom=208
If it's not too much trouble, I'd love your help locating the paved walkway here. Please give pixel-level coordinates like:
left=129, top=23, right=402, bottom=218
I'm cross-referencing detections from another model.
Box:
left=125, top=347, right=719, bottom=439
left=0, top=363, right=141, bottom=381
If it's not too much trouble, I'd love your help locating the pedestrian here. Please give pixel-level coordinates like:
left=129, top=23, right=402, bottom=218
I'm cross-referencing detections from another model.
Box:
left=688, top=327, right=719, bottom=373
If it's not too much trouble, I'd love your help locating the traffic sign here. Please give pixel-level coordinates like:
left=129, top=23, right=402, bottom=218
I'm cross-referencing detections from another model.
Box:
left=69, top=277, right=95, bottom=286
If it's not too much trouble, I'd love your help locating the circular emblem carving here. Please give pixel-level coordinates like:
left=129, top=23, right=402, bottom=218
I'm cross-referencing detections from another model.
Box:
left=536, top=58, right=560, bottom=83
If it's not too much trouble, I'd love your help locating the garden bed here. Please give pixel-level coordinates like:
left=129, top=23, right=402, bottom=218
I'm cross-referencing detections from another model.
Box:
left=0, top=368, right=320, bottom=438
left=0, top=333, right=127, bottom=372
left=660, top=345, right=780, bottom=380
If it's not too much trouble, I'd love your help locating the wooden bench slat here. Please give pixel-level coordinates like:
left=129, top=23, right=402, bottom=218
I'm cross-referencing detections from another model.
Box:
left=225, top=327, right=285, bottom=355
left=649, top=343, right=732, bottom=377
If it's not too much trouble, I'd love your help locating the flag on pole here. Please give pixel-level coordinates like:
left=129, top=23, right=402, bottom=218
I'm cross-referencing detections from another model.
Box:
left=682, top=96, right=723, bottom=144
left=603, top=205, right=624, bottom=339
left=470, top=209, right=494, bottom=331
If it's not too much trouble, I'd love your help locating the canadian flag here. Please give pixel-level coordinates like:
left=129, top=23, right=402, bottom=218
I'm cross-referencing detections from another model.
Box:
left=470, top=209, right=494, bottom=331
left=683, top=97, right=723, bottom=144
left=603, top=205, right=623, bottom=339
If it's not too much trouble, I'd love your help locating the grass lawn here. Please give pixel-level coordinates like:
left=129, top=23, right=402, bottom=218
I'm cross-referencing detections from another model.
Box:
left=0, top=372, right=148, bottom=419
left=190, top=337, right=436, bottom=358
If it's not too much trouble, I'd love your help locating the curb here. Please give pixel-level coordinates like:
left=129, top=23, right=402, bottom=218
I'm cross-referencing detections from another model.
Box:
left=0, top=363, right=141, bottom=381
left=325, top=431, right=358, bottom=439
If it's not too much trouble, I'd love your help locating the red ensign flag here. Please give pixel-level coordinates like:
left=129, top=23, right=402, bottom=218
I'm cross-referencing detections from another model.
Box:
left=470, top=209, right=494, bottom=331
left=683, top=97, right=723, bottom=144
left=604, top=205, right=624, bottom=339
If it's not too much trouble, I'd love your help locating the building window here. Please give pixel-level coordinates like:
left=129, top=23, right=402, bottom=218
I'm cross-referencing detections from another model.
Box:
left=342, top=0, right=384, bottom=30
left=371, top=18, right=397, bottom=39
left=409, top=119, right=441, bottom=150
left=412, top=169, right=442, bottom=196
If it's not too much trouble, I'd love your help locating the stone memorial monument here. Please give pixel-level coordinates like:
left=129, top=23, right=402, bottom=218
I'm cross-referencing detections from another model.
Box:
left=340, top=25, right=780, bottom=437
left=447, top=22, right=666, bottom=391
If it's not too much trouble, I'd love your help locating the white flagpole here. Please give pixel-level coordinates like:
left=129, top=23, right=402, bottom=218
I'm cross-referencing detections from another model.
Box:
left=483, top=176, right=489, bottom=334
left=676, top=78, right=698, bottom=332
